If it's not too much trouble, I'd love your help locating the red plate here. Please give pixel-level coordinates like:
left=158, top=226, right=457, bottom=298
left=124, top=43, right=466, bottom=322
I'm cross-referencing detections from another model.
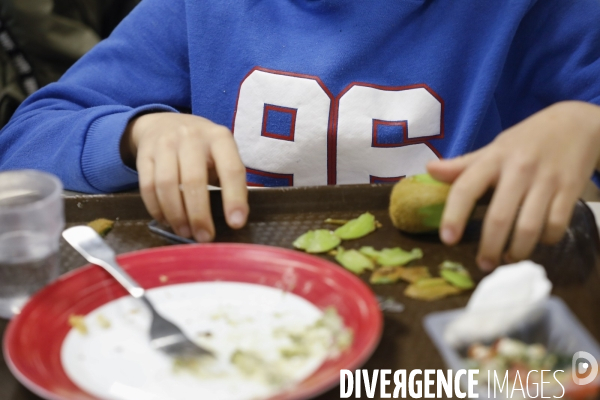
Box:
left=4, top=243, right=382, bottom=400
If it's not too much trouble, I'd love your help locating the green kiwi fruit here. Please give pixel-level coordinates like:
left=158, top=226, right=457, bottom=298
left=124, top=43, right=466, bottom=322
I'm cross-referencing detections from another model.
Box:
left=389, top=173, right=450, bottom=233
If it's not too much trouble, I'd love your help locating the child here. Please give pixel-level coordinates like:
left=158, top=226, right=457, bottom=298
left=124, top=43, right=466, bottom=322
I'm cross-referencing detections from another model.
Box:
left=1, top=0, right=600, bottom=271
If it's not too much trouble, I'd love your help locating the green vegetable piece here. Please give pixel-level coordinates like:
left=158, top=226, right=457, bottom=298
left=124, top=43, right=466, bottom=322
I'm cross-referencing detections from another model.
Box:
left=359, top=246, right=380, bottom=259
left=293, top=229, right=341, bottom=253
left=360, top=246, right=423, bottom=266
left=440, top=270, right=474, bottom=290
left=439, top=261, right=474, bottom=289
left=293, top=231, right=313, bottom=249
left=412, top=173, right=446, bottom=186
left=377, top=247, right=423, bottom=266
left=439, top=260, right=466, bottom=272
left=334, top=212, right=376, bottom=240
left=335, top=247, right=375, bottom=274
left=417, top=203, right=445, bottom=229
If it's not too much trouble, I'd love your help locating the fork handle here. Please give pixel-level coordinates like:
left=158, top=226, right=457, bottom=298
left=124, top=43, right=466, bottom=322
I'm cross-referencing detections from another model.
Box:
left=96, top=257, right=146, bottom=299
left=63, top=226, right=147, bottom=299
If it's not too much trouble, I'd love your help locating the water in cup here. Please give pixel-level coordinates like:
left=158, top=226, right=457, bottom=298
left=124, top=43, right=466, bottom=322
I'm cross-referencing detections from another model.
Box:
left=0, top=232, right=60, bottom=318
left=0, top=170, right=64, bottom=319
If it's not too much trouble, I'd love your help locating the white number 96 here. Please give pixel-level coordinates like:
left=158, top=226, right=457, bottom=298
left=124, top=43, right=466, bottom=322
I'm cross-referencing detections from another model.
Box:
left=233, top=68, right=443, bottom=186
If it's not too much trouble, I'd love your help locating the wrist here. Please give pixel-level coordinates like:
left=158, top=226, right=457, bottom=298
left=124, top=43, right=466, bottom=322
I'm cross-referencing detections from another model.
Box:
left=120, top=117, right=139, bottom=169
left=120, top=112, right=171, bottom=169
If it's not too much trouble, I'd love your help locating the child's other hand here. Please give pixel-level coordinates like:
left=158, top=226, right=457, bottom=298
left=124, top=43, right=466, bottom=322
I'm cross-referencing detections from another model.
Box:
left=121, top=112, right=248, bottom=242
left=427, top=101, right=600, bottom=271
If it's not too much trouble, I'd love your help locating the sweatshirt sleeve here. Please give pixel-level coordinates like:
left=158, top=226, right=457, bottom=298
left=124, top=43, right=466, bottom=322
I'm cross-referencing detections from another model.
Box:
left=494, top=0, right=600, bottom=129
left=0, top=0, right=190, bottom=193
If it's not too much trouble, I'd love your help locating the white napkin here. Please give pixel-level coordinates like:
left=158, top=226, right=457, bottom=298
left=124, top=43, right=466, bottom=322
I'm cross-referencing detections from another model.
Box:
left=444, top=261, right=552, bottom=347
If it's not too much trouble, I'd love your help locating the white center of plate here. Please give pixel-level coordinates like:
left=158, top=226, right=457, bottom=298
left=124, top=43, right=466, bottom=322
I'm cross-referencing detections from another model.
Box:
left=61, top=281, right=328, bottom=400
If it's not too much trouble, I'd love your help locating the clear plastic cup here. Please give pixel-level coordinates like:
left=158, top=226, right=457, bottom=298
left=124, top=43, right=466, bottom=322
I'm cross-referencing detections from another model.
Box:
left=0, top=170, right=64, bottom=319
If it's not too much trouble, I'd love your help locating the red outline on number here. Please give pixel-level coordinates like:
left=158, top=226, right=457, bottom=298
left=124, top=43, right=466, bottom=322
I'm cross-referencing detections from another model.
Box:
left=372, top=119, right=408, bottom=148
left=261, top=104, right=297, bottom=142
left=232, top=68, right=445, bottom=185
left=246, top=167, right=294, bottom=187
left=424, top=141, right=443, bottom=159
left=369, top=175, right=405, bottom=183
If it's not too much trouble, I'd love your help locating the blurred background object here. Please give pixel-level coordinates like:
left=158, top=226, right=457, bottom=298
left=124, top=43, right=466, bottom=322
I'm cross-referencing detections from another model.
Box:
left=0, top=0, right=140, bottom=127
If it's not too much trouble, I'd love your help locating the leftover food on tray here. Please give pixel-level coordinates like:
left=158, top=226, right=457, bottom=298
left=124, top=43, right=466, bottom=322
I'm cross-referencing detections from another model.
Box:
left=68, top=314, right=88, bottom=335
left=324, top=217, right=383, bottom=229
left=335, top=247, right=375, bottom=274
left=402, top=261, right=474, bottom=300
left=358, top=246, right=379, bottom=259
left=439, top=260, right=474, bottom=290
left=323, top=218, right=348, bottom=225
left=397, top=266, right=432, bottom=283
left=87, top=218, right=115, bottom=237
left=465, top=337, right=570, bottom=396
left=336, top=244, right=423, bottom=275
left=293, top=213, right=380, bottom=254
left=333, top=212, right=377, bottom=240
left=370, top=266, right=406, bottom=284
left=370, top=265, right=431, bottom=284
left=404, top=277, right=461, bottom=301
left=346, top=244, right=472, bottom=300
left=389, top=173, right=450, bottom=233
left=293, top=209, right=475, bottom=301
left=336, top=241, right=472, bottom=300
left=293, top=229, right=341, bottom=253
left=159, top=274, right=169, bottom=283
left=359, top=246, right=423, bottom=266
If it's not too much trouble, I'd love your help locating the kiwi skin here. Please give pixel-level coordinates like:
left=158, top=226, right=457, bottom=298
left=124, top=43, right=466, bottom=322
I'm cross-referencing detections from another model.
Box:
left=389, top=174, right=451, bottom=233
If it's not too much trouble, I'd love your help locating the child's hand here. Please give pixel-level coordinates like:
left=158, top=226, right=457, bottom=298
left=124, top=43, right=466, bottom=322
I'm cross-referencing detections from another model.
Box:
left=427, top=101, right=600, bottom=271
left=121, top=112, right=248, bottom=242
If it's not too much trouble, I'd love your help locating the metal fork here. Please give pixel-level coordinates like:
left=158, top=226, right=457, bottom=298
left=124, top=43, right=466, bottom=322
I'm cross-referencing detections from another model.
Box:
left=62, top=226, right=213, bottom=359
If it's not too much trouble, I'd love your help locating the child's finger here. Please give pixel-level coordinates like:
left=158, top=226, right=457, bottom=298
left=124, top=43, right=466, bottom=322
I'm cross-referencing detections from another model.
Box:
left=210, top=132, right=249, bottom=229
left=507, top=180, right=555, bottom=261
left=541, top=189, right=578, bottom=244
left=427, top=150, right=482, bottom=183
left=476, top=165, right=529, bottom=270
left=153, top=139, right=190, bottom=238
left=178, top=138, right=214, bottom=242
left=137, top=155, right=164, bottom=224
left=440, top=157, right=498, bottom=245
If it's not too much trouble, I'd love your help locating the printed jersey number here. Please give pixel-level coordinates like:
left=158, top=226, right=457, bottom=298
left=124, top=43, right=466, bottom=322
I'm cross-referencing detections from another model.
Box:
left=232, top=68, right=443, bottom=186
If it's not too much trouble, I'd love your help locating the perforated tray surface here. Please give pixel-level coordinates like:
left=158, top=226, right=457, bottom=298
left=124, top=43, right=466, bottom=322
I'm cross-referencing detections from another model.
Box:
left=2, top=184, right=600, bottom=400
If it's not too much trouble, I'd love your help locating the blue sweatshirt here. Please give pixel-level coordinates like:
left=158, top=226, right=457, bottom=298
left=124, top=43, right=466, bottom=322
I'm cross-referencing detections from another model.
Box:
left=1, top=0, right=600, bottom=191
